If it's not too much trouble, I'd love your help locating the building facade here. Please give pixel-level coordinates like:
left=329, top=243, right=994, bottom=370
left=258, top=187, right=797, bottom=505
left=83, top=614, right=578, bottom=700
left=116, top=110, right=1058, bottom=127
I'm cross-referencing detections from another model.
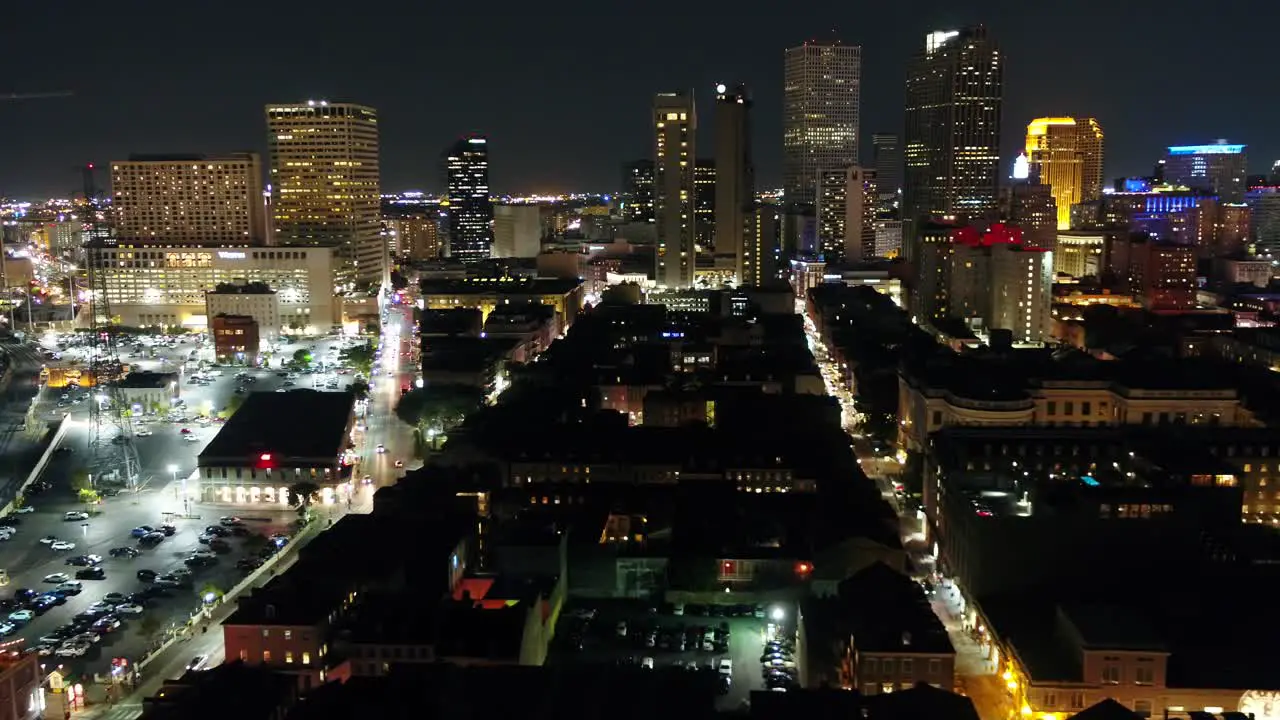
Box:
left=622, top=160, right=655, bottom=224
left=492, top=204, right=542, bottom=258
left=1163, top=142, right=1247, bottom=203
left=111, top=153, right=266, bottom=245
left=1025, top=117, right=1105, bottom=230
left=990, top=244, right=1053, bottom=344
left=693, top=160, right=716, bottom=250
left=903, top=27, right=1003, bottom=227
left=783, top=40, right=861, bottom=206
left=872, top=133, right=902, bottom=211
left=384, top=214, right=441, bottom=261
left=817, top=167, right=877, bottom=263
left=206, top=282, right=281, bottom=338
left=713, top=83, right=753, bottom=282
left=211, top=314, right=260, bottom=363
left=266, top=102, right=382, bottom=291
left=87, top=244, right=337, bottom=331
left=444, top=136, right=493, bottom=263
left=653, top=92, right=697, bottom=288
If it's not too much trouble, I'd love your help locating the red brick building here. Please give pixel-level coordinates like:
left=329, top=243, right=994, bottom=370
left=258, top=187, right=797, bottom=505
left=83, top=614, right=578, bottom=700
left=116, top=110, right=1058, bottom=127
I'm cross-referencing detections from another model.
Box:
left=211, top=314, right=260, bottom=363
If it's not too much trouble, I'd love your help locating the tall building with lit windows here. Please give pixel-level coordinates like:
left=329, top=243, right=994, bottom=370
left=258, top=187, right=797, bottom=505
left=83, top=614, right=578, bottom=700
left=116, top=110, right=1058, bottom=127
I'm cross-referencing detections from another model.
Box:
left=111, top=153, right=266, bottom=245
left=1163, top=141, right=1248, bottom=203
left=1025, top=117, right=1105, bottom=229
left=902, top=27, right=1002, bottom=232
left=444, top=136, right=493, bottom=263
left=783, top=40, right=861, bottom=206
left=653, top=92, right=696, bottom=288
left=266, top=101, right=382, bottom=292
left=713, top=83, right=754, bottom=280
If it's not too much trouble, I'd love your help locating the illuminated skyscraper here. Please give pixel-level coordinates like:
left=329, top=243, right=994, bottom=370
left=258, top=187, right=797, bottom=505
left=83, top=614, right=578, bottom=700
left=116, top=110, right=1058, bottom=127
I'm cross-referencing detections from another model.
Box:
left=444, top=135, right=493, bottom=263
left=872, top=133, right=902, bottom=212
left=1163, top=141, right=1248, bottom=203
left=266, top=101, right=382, bottom=291
left=713, top=83, right=754, bottom=281
left=694, top=159, right=716, bottom=249
left=1025, top=117, right=1105, bottom=229
left=622, top=160, right=655, bottom=223
left=111, top=153, right=266, bottom=244
left=783, top=40, right=861, bottom=205
left=902, top=27, right=1002, bottom=229
left=653, top=91, right=696, bottom=288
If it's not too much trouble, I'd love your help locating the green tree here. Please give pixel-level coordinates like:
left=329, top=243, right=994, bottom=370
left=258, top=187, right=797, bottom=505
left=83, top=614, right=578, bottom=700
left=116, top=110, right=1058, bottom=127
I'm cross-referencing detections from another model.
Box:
left=199, top=582, right=224, bottom=603
left=77, top=488, right=100, bottom=510
left=395, top=385, right=483, bottom=434
left=292, top=348, right=312, bottom=368
left=220, top=393, right=246, bottom=419
left=348, top=380, right=370, bottom=400
left=288, top=482, right=320, bottom=518
left=339, top=343, right=376, bottom=376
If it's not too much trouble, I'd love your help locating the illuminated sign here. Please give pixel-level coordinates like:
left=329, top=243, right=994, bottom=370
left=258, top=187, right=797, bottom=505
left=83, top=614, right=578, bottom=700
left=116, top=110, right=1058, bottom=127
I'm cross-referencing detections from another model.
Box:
left=217, top=251, right=246, bottom=260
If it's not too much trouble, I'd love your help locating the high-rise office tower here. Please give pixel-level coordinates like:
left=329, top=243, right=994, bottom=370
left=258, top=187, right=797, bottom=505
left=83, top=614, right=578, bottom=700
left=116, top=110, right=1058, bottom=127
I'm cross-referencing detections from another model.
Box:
left=816, top=167, right=877, bottom=263
left=444, top=136, right=494, bottom=263
left=1163, top=141, right=1248, bottom=203
left=872, top=133, right=902, bottom=208
left=653, top=92, right=696, bottom=288
left=111, top=153, right=266, bottom=244
left=783, top=40, right=861, bottom=206
left=713, top=83, right=754, bottom=282
left=990, top=244, right=1053, bottom=344
left=1025, top=117, right=1105, bottom=230
left=902, top=27, right=1003, bottom=230
left=266, top=101, right=382, bottom=291
left=622, top=160, right=655, bottom=224
left=694, top=160, right=716, bottom=249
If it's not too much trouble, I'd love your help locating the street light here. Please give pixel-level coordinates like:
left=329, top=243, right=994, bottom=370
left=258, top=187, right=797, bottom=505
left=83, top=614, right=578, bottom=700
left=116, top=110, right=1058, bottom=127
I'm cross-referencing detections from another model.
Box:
left=168, top=464, right=186, bottom=516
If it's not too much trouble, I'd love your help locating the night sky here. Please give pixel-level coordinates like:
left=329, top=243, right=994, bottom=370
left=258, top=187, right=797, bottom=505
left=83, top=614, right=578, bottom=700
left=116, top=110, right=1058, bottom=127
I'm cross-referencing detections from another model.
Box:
left=2, top=0, right=1275, bottom=198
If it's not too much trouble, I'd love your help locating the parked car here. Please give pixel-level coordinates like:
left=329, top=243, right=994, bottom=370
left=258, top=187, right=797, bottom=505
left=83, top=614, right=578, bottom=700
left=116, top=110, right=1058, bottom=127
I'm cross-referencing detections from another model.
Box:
left=136, top=569, right=158, bottom=582
left=50, top=541, right=75, bottom=551
left=115, top=603, right=144, bottom=615
left=130, top=526, right=155, bottom=538
left=159, top=523, right=177, bottom=536
left=109, top=547, right=140, bottom=558
left=65, top=554, right=102, bottom=567
left=62, top=511, right=88, bottom=521
left=56, top=581, right=83, bottom=595
left=74, top=567, right=105, bottom=580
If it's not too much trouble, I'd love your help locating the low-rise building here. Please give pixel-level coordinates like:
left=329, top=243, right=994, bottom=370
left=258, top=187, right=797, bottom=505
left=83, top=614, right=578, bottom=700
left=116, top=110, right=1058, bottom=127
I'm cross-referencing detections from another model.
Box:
left=196, top=390, right=355, bottom=505
left=116, top=371, right=179, bottom=413
left=206, top=282, right=281, bottom=338
left=419, top=277, right=583, bottom=331
left=210, top=314, right=260, bottom=363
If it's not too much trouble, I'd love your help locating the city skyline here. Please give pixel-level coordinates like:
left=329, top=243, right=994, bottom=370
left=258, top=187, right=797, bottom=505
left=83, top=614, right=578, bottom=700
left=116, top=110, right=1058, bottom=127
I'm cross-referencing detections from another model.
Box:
left=2, top=2, right=1277, bottom=198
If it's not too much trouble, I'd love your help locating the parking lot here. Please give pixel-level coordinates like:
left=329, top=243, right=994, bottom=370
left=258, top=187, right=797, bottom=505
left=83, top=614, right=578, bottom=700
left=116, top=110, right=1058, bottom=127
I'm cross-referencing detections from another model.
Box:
left=0, top=474, right=299, bottom=679
left=551, top=600, right=798, bottom=709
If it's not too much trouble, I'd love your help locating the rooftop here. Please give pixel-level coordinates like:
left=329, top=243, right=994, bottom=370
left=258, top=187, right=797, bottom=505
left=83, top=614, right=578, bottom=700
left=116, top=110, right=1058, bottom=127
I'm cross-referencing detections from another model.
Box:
left=420, top=276, right=582, bottom=296
left=117, top=370, right=177, bottom=389
left=199, top=389, right=354, bottom=465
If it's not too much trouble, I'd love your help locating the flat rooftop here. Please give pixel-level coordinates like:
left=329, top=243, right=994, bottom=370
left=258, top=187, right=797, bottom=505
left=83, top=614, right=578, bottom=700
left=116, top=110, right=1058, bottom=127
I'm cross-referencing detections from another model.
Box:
left=198, top=389, right=354, bottom=465
left=420, top=277, right=582, bottom=296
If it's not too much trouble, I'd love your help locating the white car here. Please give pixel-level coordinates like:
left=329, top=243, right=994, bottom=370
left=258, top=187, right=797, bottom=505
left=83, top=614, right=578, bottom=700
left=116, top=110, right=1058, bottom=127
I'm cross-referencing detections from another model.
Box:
left=51, top=541, right=75, bottom=551
left=641, top=657, right=655, bottom=670
left=0, top=622, right=16, bottom=636
left=42, top=573, right=70, bottom=583
left=63, top=511, right=88, bottom=521
left=184, top=434, right=200, bottom=442
left=56, top=581, right=83, bottom=593
left=189, top=549, right=216, bottom=560
left=55, top=641, right=90, bottom=658
left=8, top=610, right=32, bottom=623
left=12, top=507, right=33, bottom=514
left=135, top=428, right=153, bottom=437
left=115, top=603, right=144, bottom=615
left=718, top=659, right=733, bottom=676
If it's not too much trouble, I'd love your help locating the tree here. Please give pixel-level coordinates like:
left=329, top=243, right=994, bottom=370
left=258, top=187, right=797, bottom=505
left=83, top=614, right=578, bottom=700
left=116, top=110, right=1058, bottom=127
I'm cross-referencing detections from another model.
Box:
left=199, top=582, right=224, bottom=603
left=395, top=385, right=484, bottom=435
left=138, top=613, right=165, bottom=645
left=339, top=343, right=376, bottom=376
left=288, top=482, right=320, bottom=518
left=348, top=380, right=370, bottom=400
left=77, top=488, right=100, bottom=510
left=70, top=470, right=91, bottom=494
left=292, top=348, right=312, bottom=368
left=220, top=393, right=245, bottom=419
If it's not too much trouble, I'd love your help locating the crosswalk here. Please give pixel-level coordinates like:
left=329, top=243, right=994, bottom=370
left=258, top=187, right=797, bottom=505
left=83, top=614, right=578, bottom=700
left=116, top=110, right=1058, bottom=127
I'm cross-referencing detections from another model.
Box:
left=82, top=702, right=143, bottom=720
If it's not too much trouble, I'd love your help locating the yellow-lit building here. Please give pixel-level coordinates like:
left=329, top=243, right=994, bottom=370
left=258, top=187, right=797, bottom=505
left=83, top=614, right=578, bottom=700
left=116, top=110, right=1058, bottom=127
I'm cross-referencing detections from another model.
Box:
left=267, top=101, right=382, bottom=291
left=1026, top=118, right=1105, bottom=230
left=419, top=277, right=583, bottom=331
left=111, top=153, right=266, bottom=244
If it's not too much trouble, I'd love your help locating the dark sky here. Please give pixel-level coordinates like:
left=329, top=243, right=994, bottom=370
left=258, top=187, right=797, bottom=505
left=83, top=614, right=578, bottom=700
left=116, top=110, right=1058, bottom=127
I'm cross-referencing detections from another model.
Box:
left=1, top=0, right=1273, bottom=198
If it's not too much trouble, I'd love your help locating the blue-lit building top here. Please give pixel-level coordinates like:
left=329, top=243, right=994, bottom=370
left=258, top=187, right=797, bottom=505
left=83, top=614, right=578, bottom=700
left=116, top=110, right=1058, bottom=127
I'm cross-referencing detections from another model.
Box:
left=1167, top=144, right=1245, bottom=156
